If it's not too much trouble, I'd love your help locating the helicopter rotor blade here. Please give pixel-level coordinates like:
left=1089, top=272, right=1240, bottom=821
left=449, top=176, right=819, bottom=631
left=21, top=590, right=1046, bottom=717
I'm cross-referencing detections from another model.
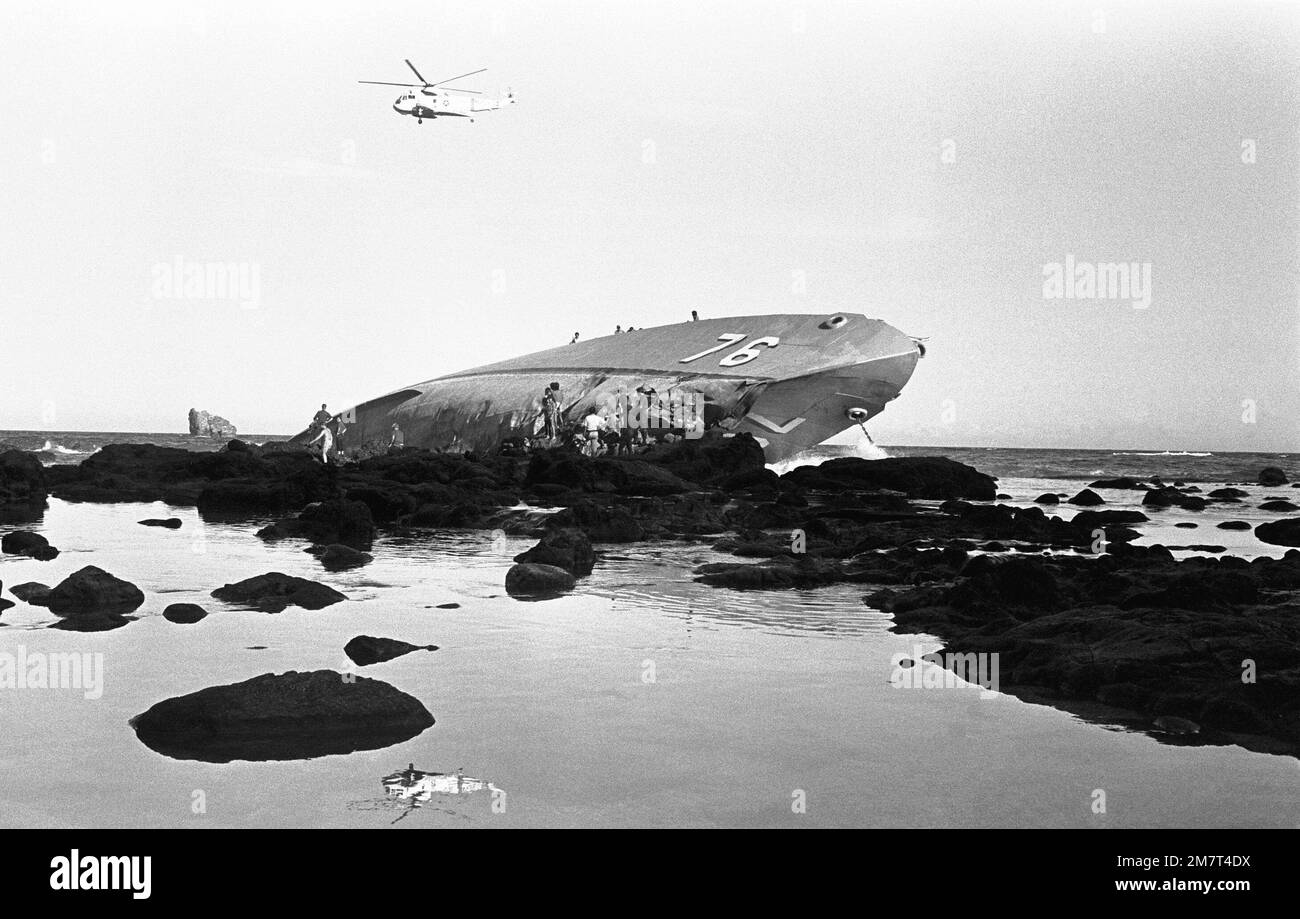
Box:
left=359, top=80, right=421, bottom=86
left=437, top=85, right=482, bottom=94
left=431, top=68, right=487, bottom=87
left=405, top=59, right=430, bottom=85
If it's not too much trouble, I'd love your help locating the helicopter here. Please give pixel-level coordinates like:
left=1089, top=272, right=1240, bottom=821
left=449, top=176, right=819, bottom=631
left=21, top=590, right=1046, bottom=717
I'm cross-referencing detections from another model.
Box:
left=359, top=59, right=515, bottom=124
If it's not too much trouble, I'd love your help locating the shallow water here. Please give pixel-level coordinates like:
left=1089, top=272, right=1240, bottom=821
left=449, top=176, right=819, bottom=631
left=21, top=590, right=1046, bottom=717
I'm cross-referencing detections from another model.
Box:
left=2, top=493, right=1298, bottom=828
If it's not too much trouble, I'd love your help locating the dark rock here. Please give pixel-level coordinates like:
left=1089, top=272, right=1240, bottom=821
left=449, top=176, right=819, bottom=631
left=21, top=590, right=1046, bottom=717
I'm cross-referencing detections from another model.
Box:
left=1034, top=493, right=1060, bottom=505
left=1255, top=518, right=1300, bottom=547
left=547, top=501, right=646, bottom=542
left=1087, top=477, right=1148, bottom=490
left=638, top=433, right=768, bottom=487
left=1142, top=487, right=1207, bottom=511
left=781, top=456, right=997, bottom=500
left=0, top=450, right=48, bottom=522
left=163, top=603, right=208, bottom=624
left=1175, top=522, right=1198, bottom=529
left=296, top=500, right=375, bottom=550
left=1217, top=521, right=1252, bottom=531
left=504, top=563, right=576, bottom=597
left=343, top=635, right=438, bottom=667
left=435, top=602, right=460, bottom=609
left=1, top=530, right=49, bottom=555
left=1259, top=467, right=1288, bottom=487
left=1208, top=488, right=1249, bottom=499
left=1067, top=488, right=1104, bottom=506
left=1070, top=510, right=1149, bottom=529
left=129, top=670, right=435, bottom=762
left=139, top=518, right=183, bottom=529
left=46, top=566, right=145, bottom=615
left=1260, top=500, right=1299, bottom=512
left=1152, top=715, right=1200, bottom=735
left=996, top=493, right=1012, bottom=500
left=10, top=582, right=51, bottom=604
left=211, top=572, right=346, bottom=612
left=514, top=527, right=595, bottom=576
left=318, top=544, right=373, bottom=571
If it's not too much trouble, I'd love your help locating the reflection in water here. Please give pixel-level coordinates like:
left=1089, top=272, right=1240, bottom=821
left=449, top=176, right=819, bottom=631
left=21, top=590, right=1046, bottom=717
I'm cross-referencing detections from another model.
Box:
left=374, top=529, right=895, bottom=637
left=380, top=764, right=501, bottom=824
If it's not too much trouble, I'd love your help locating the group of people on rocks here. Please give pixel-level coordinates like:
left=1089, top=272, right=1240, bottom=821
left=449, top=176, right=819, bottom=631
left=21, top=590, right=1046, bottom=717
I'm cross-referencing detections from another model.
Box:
left=305, top=404, right=403, bottom=465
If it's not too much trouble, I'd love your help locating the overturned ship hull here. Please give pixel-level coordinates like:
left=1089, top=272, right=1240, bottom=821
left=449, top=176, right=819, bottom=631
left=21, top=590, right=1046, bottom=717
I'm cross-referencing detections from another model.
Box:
left=300, top=313, right=923, bottom=464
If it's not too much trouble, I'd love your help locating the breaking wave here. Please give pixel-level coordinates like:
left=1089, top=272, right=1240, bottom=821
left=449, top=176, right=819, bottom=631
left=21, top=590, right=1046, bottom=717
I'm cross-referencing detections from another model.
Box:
left=767, top=439, right=890, bottom=475
left=1112, top=451, right=1213, bottom=457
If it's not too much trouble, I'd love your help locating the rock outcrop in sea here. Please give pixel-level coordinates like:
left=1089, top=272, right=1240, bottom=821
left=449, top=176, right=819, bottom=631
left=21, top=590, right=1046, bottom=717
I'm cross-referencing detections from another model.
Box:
left=188, top=408, right=237, bottom=439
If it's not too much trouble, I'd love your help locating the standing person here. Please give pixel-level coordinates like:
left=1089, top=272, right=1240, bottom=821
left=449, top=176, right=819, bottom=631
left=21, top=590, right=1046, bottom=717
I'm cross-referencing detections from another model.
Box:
left=569, top=332, right=580, bottom=344
left=541, top=385, right=559, bottom=439
left=312, top=403, right=332, bottom=430
left=582, top=407, right=605, bottom=457
left=614, top=325, right=622, bottom=334
left=690, top=310, right=699, bottom=322
left=308, top=423, right=334, bottom=464
left=388, top=423, right=405, bottom=451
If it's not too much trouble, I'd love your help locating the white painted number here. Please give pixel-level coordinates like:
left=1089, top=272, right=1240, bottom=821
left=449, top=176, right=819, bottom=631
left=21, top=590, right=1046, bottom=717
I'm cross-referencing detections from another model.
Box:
left=719, top=336, right=780, bottom=366
left=679, top=333, right=746, bottom=363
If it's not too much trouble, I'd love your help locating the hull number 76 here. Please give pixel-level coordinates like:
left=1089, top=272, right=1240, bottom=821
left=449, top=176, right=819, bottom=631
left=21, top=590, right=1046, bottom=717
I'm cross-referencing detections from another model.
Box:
left=680, top=334, right=780, bottom=366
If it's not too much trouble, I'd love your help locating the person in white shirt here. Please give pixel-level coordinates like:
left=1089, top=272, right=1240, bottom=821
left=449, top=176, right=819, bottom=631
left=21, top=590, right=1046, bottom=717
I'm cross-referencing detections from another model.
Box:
left=582, top=408, right=605, bottom=456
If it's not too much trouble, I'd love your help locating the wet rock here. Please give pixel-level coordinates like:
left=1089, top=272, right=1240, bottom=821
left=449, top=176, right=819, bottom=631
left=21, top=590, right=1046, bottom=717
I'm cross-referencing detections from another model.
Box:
left=1260, top=500, right=1299, bottom=512
left=504, top=563, right=576, bottom=597
left=295, top=499, right=375, bottom=550
left=638, top=432, right=768, bottom=487
left=49, top=441, right=334, bottom=510
left=1142, top=487, right=1207, bottom=511
left=1152, top=715, right=1200, bottom=735
left=1259, top=467, right=1288, bottom=487
left=1208, top=488, right=1249, bottom=499
left=1255, top=518, right=1300, bottom=547
left=546, top=501, right=646, bottom=542
left=317, top=544, right=373, bottom=571
left=139, top=518, right=183, bottom=529
left=10, top=582, right=51, bottom=604
left=435, top=602, right=460, bottom=609
left=781, top=456, right=997, bottom=500
left=1175, top=522, right=1198, bottom=529
left=0, top=450, right=48, bottom=523
left=46, top=566, right=145, bottom=615
left=1034, top=493, right=1060, bottom=505
left=163, top=603, right=208, bottom=624
left=996, top=493, right=1012, bottom=500
left=514, top=527, right=595, bottom=576
left=1070, top=510, right=1149, bottom=529
left=211, top=572, right=346, bottom=612
left=1068, top=488, right=1105, bottom=506
left=1216, top=521, right=1252, bottom=531
left=1088, top=477, right=1148, bottom=490
left=2, top=531, right=46, bottom=554
left=129, top=670, right=435, bottom=762
left=344, top=635, right=438, bottom=666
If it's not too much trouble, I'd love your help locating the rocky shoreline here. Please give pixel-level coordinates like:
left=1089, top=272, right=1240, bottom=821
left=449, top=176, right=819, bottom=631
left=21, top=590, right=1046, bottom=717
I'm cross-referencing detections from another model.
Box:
left=2, top=435, right=1299, bottom=759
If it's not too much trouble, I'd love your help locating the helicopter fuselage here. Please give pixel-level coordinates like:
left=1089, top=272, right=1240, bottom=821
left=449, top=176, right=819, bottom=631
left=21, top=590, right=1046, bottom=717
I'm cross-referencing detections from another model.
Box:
left=392, top=90, right=512, bottom=123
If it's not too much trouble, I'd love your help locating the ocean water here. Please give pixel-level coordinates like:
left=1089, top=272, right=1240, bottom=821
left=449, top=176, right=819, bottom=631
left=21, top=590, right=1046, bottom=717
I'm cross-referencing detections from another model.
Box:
left=1, top=433, right=1298, bottom=828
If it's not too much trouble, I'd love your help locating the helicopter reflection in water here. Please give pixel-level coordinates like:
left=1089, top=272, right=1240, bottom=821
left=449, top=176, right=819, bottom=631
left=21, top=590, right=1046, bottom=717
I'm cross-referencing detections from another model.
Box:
left=381, top=763, right=502, bottom=822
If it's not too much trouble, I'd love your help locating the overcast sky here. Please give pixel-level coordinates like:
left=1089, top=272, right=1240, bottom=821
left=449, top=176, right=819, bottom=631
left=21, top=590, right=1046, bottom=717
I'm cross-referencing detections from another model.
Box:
left=1, top=0, right=1296, bottom=450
